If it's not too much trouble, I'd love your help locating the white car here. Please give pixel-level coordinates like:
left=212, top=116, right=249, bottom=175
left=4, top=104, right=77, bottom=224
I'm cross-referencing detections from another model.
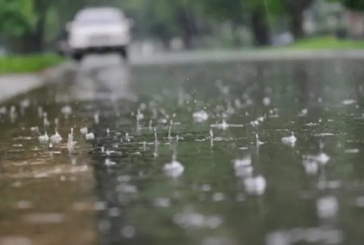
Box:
left=66, top=7, right=132, bottom=61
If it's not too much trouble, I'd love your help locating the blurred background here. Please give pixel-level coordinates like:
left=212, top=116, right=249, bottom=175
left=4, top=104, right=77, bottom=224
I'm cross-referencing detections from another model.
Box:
left=0, top=0, right=363, bottom=56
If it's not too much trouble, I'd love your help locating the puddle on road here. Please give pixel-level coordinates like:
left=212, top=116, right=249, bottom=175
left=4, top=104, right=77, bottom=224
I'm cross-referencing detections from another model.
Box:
left=0, top=92, right=97, bottom=245
left=2, top=58, right=364, bottom=245
left=88, top=59, right=364, bottom=245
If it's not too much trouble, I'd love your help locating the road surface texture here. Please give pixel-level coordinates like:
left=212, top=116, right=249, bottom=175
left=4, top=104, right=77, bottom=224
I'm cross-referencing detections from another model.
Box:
left=2, top=53, right=364, bottom=245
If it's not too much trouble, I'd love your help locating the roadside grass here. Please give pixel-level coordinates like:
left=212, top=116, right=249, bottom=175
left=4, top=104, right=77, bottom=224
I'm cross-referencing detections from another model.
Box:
left=0, top=54, right=63, bottom=75
left=287, top=36, right=364, bottom=50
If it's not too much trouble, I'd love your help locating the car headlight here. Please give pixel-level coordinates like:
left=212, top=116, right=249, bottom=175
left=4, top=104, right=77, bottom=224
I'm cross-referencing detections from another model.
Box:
left=69, top=34, right=87, bottom=47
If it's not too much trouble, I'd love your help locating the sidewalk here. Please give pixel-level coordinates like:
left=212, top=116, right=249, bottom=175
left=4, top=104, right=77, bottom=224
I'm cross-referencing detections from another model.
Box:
left=0, top=63, right=70, bottom=103
left=131, top=49, right=364, bottom=66
left=0, top=74, right=45, bottom=103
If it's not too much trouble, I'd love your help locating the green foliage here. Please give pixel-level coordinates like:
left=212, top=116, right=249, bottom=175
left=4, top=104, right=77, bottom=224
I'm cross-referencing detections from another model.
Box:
left=198, top=0, right=244, bottom=23
left=117, top=0, right=189, bottom=41
left=135, top=0, right=180, bottom=40
left=285, top=36, right=364, bottom=49
left=0, top=0, right=35, bottom=36
left=193, top=0, right=285, bottom=24
left=0, top=54, right=63, bottom=74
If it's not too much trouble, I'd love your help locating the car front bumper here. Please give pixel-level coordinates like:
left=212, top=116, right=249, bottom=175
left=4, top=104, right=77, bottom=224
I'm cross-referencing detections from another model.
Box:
left=71, top=45, right=127, bottom=54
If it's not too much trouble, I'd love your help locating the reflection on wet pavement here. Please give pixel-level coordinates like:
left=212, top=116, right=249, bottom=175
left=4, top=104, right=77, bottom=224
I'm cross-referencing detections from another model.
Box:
left=2, top=56, right=364, bottom=244
left=0, top=78, right=98, bottom=244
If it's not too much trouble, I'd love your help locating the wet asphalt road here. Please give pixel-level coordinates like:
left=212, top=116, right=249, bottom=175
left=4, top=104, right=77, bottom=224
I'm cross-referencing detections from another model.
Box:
left=2, top=55, right=364, bottom=245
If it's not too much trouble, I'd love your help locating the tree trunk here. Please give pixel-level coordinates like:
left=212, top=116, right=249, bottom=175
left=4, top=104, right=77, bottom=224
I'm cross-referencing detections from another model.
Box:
left=32, top=1, right=47, bottom=53
left=177, top=7, right=197, bottom=49
left=251, top=9, right=270, bottom=47
left=16, top=0, right=48, bottom=53
left=285, top=0, right=314, bottom=41
left=290, top=11, right=304, bottom=40
left=231, top=22, right=242, bottom=47
left=17, top=22, right=45, bottom=53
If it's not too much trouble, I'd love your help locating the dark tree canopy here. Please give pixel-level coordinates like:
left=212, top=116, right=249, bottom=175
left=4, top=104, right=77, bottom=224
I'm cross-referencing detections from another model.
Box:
left=341, top=0, right=364, bottom=11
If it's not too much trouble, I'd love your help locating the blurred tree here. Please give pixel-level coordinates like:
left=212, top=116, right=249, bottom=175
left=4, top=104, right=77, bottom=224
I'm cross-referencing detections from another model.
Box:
left=282, top=0, right=315, bottom=40
left=26, top=0, right=51, bottom=52
left=117, top=0, right=202, bottom=49
left=197, top=0, right=315, bottom=43
left=194, top=0, right=272, bottom=46
left=131, top=0, right=181, bottom=48
left=198, top=0, right=247, bottom=46
left=249, top=0, right=273, bottom=46
left=0, top=0, right=95, bottom=52
left=0, top=0, right=34, bottom=37
left=328, top=0, right=364, bottom=11
left=0, top=0, right=55, bottom=52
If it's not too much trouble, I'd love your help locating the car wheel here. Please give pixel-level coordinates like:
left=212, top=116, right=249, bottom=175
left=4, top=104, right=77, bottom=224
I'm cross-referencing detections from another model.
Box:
left=119, top=47, right=128, bottom=60
left=72, top=52, right=84, bottom=62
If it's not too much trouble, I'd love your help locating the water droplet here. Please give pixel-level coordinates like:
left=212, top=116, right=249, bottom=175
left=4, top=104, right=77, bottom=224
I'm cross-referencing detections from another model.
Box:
left=80, top=127, right=88, bottom=135
left=316, top=196, right=338, bottom=219
left=121, top=225, right=136, bottom=238
left=281, top=132, right=297, bottom=146
left=193, top=110, right=209, bottom=122
left=163, top=160, right=184, bottom=178
left=85, top=132, right=95, bottom=140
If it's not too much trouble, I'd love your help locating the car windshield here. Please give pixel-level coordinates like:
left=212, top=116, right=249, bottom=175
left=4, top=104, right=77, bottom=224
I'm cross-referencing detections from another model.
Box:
left=75, top=8, right=123, bottom=25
